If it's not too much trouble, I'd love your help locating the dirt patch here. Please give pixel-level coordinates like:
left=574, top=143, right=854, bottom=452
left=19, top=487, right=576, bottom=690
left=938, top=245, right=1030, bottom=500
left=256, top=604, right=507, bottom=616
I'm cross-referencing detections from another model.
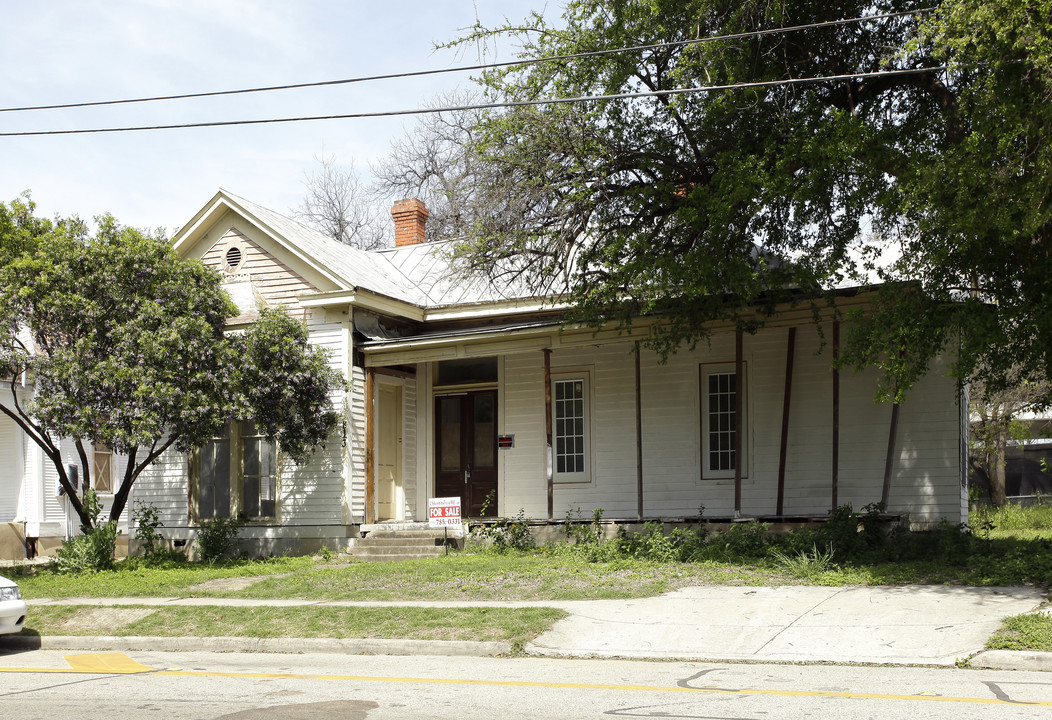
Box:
left=51, top=607, right=157, bottom=631
left=187, top=574, right=289, bottom=593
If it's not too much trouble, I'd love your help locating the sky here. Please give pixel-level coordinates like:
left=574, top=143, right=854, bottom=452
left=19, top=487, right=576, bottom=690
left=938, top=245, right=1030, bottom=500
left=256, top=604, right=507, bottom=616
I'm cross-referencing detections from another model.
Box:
left=0, top=1, right=549, bottom=235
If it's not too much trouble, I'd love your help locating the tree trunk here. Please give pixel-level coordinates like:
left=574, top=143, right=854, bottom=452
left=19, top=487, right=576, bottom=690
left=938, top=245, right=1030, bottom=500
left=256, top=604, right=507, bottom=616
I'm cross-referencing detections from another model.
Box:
left=989, top=427, right=1009, bottom=506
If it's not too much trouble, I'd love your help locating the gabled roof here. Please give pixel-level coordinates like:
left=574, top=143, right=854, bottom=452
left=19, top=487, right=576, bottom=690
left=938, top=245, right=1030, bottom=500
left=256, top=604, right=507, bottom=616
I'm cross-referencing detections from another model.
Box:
left=172, top=190, right=561, bottom=315
left=376, top=240, right=555, bottom=309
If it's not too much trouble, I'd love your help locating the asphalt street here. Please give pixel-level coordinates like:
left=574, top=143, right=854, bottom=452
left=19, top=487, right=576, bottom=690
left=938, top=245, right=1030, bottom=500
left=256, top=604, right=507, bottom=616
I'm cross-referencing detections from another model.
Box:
left=1, top=650, right=1051, bottom=719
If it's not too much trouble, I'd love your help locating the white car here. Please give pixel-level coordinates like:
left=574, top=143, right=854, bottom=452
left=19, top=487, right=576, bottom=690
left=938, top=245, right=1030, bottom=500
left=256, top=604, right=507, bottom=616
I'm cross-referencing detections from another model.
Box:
left=0, top=575, right=26, bottom=635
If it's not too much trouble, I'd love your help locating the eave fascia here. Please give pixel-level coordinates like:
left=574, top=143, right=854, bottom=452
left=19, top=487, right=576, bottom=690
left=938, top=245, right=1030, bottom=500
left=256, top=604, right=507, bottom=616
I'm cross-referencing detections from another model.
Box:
left=298, top=289, right=425, bottom=321
left=299, top=291, right=570, bottom=324
left=171, top=191, right=227, bottom=255
left=361, top=290, right=881, bottom=367
left=362, top=321, right=653, bottom=367
left=421, top=296, right=571, bottom=322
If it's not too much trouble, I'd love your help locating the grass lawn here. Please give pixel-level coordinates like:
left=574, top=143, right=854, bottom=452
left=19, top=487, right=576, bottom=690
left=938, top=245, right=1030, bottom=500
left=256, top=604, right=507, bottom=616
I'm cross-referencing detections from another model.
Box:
left=7, top=501, right=1052, bottom=649
left=987, top=613, right=1052, bottom=652
left=11, top=534, right=1052, bottom=603
left=22, top=604, right=565, bottom=653
left=12, top=552, right=787, bottom=601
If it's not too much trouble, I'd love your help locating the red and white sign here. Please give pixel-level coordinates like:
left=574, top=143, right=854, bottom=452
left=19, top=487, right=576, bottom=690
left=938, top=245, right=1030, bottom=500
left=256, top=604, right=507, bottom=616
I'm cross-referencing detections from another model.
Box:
left=428, top=496, right=462, bottom=528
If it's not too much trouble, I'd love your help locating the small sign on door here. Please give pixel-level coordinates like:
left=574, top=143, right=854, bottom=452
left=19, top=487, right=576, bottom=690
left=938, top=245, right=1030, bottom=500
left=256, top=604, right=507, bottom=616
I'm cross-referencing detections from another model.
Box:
left=428, top=496, right=462, bottom=527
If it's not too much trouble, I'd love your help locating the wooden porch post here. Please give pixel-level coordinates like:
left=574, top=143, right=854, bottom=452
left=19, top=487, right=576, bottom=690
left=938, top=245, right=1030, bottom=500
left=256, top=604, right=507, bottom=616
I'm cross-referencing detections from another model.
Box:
left=776, top=327, right=796, bottom=517
left=831, top=320, right=840, bottom=512
left=543, top=348, right=553, bottom=521
left=635, top=341, right=644, bottom=521
left=882, top=402, right=900, bottom=507
left=734, top=329, right=743, bottom=517
left=364, top=367, right=376, bottom=525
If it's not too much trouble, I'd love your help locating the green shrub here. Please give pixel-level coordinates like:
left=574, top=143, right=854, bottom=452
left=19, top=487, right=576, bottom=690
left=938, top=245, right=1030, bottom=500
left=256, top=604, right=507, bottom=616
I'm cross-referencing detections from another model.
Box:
left=195, top=516, right=242, bottom=563
left=696, top=521, right=770, bottom=561
left=55, top=520, right=120, bottom=574
left=55, top=489, right=120, bottom=573
left=881, top=520, right=970, bottom=562
left=133, top=500, right=167, bottom=560
left=617, top=522, right=706, bottom=562
left=471, top=509, right=535, bottom=553
left=564, top=507, right=605, bottom=545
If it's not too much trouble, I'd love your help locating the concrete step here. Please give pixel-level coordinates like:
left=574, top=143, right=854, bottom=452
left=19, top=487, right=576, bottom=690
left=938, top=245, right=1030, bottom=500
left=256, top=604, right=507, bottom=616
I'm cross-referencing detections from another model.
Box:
left=361, top=523, right=465, bottom=539
left=348, top=546, right=446, bottom=561
left=356, top=537, right=442, bottom=547
left=363, top=530, right=457, bottom=540
left=350, top=543, right=444, bottom=555
left=348, top=523, right=462, bottom=561
left=350, top=551, right=450, bottom=563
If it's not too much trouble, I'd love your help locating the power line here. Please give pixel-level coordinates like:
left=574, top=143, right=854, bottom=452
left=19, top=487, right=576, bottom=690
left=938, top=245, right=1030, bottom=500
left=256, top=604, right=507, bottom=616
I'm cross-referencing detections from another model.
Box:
left=0, top=8, right=934, bottom=114
left=0, top=66, right=947, bottom=138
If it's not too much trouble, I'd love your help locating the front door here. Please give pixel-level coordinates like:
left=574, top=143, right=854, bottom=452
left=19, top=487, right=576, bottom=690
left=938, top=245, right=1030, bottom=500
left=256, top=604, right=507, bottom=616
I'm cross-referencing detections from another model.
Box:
left=376, top=383, right=402, bottom=521
left=435, top=390, right=497, bottom=517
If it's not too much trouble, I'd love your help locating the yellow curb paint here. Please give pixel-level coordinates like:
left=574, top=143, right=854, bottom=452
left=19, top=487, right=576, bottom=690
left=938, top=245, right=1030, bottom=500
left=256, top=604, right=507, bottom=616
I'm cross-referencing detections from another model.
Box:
left=64, top=652, right=154, bottom=674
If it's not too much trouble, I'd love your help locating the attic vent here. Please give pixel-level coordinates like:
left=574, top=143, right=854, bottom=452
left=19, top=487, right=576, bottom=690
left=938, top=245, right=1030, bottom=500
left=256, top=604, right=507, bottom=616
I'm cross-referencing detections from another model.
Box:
left=225, top=246, right=243, bottom=271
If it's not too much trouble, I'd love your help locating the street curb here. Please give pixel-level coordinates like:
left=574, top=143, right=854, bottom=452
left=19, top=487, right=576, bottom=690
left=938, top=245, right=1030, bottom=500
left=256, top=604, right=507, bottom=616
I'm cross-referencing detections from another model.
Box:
left=971, top=650, right=1052, bottom=672
left=0, top=634, right=511, bottom=657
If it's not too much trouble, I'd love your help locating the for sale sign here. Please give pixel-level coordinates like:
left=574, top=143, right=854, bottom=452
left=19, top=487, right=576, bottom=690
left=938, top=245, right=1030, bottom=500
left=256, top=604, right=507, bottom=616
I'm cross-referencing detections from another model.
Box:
left=428, top=496, right=462, bottom=528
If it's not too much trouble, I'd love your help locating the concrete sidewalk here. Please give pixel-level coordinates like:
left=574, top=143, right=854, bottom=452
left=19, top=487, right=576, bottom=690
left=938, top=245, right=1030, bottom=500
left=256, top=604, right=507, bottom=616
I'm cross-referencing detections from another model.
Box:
left=13, top=584, right=1048, bottom=669
left=526, top=585, right=1043, bottom=666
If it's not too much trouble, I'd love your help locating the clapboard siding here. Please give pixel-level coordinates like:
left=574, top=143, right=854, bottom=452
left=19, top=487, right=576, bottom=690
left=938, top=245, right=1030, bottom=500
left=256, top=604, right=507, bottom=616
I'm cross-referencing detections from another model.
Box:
left=279, top=314, right=346, bottom=525
left=500, top=352, right=547, bottom=518
left=133, top=444, right=190, bottom=528
left=0, top=415, right=22, bottom=521
left=202, top=228, right=316, bottom=308
left=497, top=323, right=963, bottom=526
left=348, top=365, right=367, bottom=521
left=553, top=343, right=638, bottom=517
left=21, top=425, right=37, bottom=525
left=402, top=378, right=418, bottom=522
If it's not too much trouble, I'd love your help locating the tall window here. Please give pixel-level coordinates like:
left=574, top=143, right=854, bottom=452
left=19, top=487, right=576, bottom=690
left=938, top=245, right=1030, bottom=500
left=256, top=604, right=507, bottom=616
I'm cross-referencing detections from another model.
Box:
left=197, top=421, right=276, bottom=521
left=92, top=442, right=113, bottom=493
left=701, top=364, right=747, bottom=479
left=241, top=421, right=276, bottom=519
left=198, top=425, right=231, bottom=520
left=552, top=372, right=590, bottom=482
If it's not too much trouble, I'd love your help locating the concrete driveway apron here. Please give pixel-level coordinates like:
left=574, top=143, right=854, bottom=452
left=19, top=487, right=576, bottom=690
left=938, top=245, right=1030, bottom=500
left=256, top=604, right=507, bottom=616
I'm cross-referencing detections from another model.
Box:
left=527, top=585, right=1044, bottom=665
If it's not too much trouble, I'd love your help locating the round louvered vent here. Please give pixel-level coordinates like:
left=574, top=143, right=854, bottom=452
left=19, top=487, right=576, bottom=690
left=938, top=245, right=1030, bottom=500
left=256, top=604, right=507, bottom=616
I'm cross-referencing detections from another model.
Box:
left=225, top=245, right=243, bottom=270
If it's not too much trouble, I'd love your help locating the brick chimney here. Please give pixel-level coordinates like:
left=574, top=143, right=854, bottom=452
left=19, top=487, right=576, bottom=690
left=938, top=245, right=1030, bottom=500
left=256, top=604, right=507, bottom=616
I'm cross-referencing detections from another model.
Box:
left=391, top=198, right=429, bottom=247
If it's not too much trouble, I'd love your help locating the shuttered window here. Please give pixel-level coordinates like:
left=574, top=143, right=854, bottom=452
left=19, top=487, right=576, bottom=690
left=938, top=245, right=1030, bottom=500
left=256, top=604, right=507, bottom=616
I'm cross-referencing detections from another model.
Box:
left=196, top=421, right=276, bottom=521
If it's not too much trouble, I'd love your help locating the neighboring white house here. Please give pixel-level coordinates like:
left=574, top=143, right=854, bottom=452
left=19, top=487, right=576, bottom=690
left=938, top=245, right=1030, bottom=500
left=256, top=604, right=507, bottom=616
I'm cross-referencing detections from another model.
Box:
left=0, top=189, right=969, bottom=559
left=0, top=393, right=131, bottom=560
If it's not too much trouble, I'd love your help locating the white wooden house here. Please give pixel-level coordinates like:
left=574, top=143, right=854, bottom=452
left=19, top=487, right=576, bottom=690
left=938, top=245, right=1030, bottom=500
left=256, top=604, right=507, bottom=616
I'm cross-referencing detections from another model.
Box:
left=0, top=395, right=132, bottom=560
left=0, top=189, right=968, bottom=558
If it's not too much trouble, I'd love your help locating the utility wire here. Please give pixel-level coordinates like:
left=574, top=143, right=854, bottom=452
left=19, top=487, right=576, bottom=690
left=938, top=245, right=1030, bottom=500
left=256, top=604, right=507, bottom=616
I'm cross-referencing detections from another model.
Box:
left=0, top=66, right=947, bottom=137
left=0, top=8, right=933, bottom=114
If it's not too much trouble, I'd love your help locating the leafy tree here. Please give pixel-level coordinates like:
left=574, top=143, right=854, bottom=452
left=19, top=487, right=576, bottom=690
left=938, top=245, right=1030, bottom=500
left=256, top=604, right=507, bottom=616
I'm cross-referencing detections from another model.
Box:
left=448, top=0, right=1052, bottom=402
left=236, top=307, right=344, bottom=464
left=970, top=370, right=1051, bottom=504
left=0, top=197, right=343, bottom=529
